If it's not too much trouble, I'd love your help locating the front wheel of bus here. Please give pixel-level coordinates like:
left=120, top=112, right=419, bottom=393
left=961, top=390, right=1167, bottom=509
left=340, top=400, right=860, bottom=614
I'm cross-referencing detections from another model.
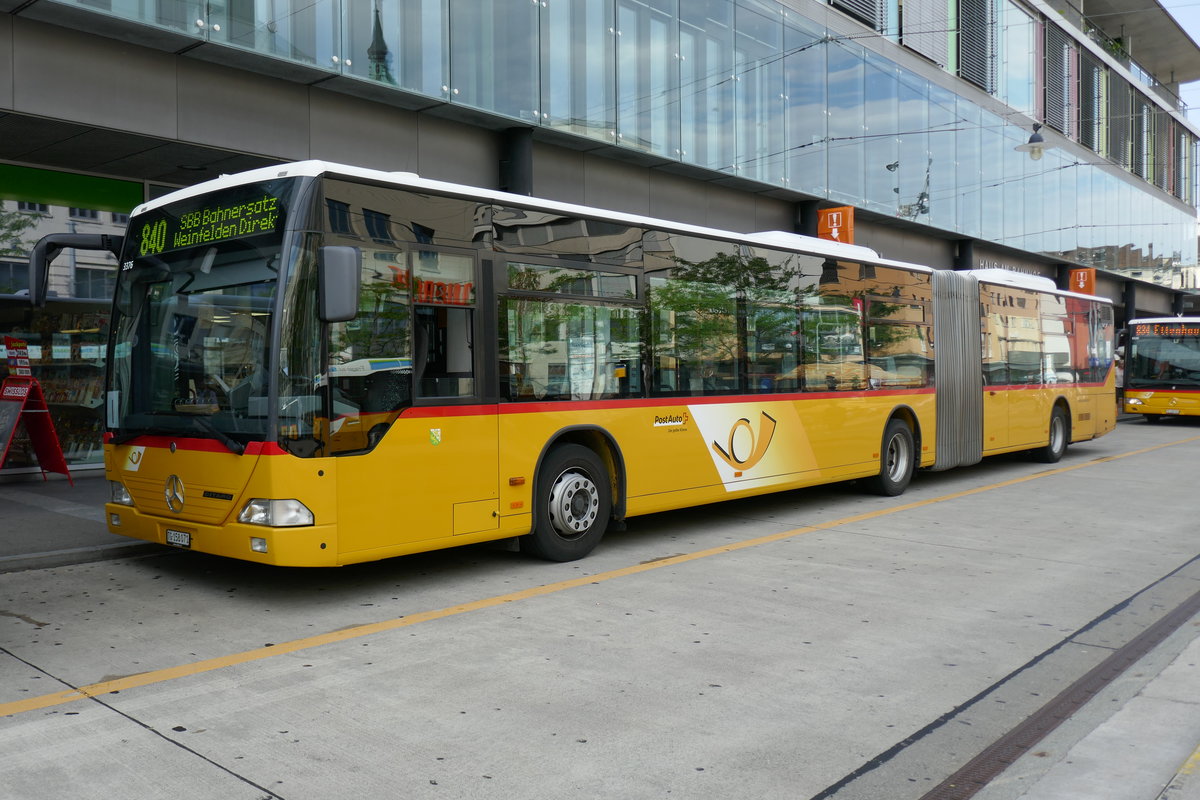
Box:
left=867, top=419, right=914, bottom=497
left=525, top=444, right=612, bottom=562
left=1031, top=406, right=1069, bottom=463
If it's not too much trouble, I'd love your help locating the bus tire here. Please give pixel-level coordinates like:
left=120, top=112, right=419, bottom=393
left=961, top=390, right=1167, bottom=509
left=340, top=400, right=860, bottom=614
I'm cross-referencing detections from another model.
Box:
left=1031, top=406, right=1069, bottom=463
left=867, top=419, right=914, bottom=497
left=524, top=444, right=611, bottom=562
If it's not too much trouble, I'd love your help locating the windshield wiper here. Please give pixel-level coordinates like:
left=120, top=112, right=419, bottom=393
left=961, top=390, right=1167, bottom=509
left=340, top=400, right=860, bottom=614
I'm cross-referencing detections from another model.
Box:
left=191, top=416, right=246, bottom=455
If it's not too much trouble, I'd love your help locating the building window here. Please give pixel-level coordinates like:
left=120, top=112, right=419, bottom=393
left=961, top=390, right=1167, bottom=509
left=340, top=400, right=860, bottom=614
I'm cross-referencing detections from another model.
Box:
left=0, top=261, right=29, bottom=295
left=74, top=267, right=116, bottom=300
left=1044, top=23, right=1077, bottom=138
left=831, top=0, right=886, bottom=31
left=363, top=209, right=394, bottom=243
left=326, top=199, right=354, bottom=235
left=17, top=202, right=49, bottom=213
left=69, top=208, right=101, bottom=220
left=959, top=0, right=997, bottom=93
left=111, top=212, right=130, bottom=225
left=999, top=1, right=1037, bottom=117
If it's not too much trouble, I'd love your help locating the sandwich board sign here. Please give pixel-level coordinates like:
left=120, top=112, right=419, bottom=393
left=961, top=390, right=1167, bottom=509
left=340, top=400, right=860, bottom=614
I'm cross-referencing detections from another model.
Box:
left=1, top=337, right=72, bottom=483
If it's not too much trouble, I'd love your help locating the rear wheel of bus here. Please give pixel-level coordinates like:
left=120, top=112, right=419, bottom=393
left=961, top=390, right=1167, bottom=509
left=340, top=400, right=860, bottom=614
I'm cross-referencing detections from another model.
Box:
left=525, top=444, right=612, bottom=562
left=1031, top=405, right=1069, bottom=463
left=867, top=418, right=914, bottom=497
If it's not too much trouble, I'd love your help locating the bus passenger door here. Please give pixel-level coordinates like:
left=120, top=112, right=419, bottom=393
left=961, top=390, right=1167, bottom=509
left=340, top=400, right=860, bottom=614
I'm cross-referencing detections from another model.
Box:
left=335, top=247, right=499, bottom=557
left=335, top=410, right=499, bottom=555
left=981, top=385, right=1009, bottom=452
left=980, top=311, right=1009, bottom=452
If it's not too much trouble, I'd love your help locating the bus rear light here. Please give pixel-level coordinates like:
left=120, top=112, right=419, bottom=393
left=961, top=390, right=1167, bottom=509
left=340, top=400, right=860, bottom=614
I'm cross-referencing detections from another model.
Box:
left=238, top=498, right=314, bottom=527
left=110, top=481, right=134, bottom=506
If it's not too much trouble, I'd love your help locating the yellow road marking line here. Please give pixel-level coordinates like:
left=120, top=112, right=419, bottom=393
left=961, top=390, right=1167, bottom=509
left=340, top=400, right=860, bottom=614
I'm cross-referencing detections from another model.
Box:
left=4, top=434, right=1198, bottom=718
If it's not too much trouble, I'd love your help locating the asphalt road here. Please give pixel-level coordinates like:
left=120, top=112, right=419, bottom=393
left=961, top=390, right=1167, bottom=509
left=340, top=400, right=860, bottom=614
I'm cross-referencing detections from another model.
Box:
left=3, top=418, right=1200, bottom=800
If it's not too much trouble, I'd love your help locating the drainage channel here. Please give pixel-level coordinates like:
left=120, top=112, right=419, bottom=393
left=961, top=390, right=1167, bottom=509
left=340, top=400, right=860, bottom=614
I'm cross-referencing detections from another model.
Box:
left=811, top=555, right=1200, bottom=800
left=920, top=579, right=1200, bottom=800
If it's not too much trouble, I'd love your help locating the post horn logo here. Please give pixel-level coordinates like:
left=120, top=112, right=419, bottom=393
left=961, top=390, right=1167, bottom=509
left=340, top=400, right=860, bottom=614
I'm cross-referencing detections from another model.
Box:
left=711, top=412, right=777, bottom=471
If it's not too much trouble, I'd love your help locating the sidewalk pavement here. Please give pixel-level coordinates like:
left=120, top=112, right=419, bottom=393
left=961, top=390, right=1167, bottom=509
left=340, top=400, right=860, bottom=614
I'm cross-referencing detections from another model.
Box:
left=0, top=470, right=160, bottom=573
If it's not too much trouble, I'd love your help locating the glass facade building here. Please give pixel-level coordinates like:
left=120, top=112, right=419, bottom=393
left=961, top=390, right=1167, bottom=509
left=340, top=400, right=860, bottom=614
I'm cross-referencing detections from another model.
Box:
left=43, top=0, right=1200, bottom=283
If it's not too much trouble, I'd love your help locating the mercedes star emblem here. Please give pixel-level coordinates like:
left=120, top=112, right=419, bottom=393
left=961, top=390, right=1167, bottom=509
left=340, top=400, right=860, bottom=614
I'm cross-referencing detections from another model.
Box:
left=164, top=474, right=186, bottom=513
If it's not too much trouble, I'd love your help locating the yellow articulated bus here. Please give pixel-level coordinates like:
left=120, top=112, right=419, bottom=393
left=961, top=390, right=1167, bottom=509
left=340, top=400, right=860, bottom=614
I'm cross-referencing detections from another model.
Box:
left=30, top=162, right=1116, bottom=566
left=1124, top=317, right=1200, bottom=421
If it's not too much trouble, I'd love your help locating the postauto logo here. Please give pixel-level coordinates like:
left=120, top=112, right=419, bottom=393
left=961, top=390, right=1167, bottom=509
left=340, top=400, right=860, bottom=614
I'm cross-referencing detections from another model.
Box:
left=710, top=412, right=777, bottom=471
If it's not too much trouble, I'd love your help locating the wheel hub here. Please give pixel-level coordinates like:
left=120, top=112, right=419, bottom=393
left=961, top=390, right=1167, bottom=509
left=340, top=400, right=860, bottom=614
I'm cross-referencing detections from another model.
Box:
left=548, top=470, right=599, bottom=537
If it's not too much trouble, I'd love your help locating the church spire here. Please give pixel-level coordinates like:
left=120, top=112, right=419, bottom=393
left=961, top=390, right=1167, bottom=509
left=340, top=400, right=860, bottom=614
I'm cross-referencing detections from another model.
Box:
left=367, top=0, right=395, bottom=85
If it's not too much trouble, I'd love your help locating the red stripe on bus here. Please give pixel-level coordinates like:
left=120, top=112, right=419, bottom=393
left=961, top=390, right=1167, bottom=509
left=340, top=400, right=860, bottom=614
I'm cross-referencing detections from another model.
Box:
left=394, top=388, right=937, bottom=418
left=102, top=435, right=285, bottom=455
left=988, top=382, right=1108, bottom=390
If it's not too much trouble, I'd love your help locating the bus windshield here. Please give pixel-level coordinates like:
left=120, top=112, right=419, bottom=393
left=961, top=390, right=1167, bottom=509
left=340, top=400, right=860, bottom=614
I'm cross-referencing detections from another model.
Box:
left=108, top=178, right=300, bottom=449
left=1128, top=322, right=1200, bottom=388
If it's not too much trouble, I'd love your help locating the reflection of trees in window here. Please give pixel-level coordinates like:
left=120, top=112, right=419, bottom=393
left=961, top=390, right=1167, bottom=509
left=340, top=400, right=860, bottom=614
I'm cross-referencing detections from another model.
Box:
left=320, top=256, right=414, bottom=455
left=867, top=323, right=931, bottom=387
left=332, top=264, right=411, bottom=361
left=502, top=261, right=641, bottom=401
left=650, top=252, right=934, bottom=394
left=650, top=249, right=810, bottom=394
left=503, top=266, right=568, bottom=399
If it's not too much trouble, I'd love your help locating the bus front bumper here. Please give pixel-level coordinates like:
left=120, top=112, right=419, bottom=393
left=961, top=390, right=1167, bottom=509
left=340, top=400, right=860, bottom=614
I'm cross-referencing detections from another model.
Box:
left=1124, top=392, right=1200, bottom=417
left=105, top=503, right=339, bottom=567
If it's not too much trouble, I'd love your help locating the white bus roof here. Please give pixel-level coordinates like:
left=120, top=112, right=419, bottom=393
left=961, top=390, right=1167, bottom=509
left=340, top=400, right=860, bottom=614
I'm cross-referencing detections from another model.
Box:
left=134, top=161, right=1109, bottom=303
left=970, top=268, right=1112, bottom=305
left=132, top=160, right=890, bottom=265
left=1129, top=317, right=1197, bottom=325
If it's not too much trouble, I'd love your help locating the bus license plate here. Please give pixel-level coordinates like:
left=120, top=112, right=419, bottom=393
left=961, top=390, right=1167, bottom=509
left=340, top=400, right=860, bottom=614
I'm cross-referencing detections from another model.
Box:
left=165, top=529, right=192, bottom=548
left=1165, top=409, right=1181, bottom=415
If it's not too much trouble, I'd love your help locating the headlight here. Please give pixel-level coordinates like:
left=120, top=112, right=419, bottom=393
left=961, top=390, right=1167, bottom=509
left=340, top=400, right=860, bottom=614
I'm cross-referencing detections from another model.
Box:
left=110, top=481, right=134, bottom=506
left=1126, top=397, right=1144, bottom=406
left=237, top=498, right=314, bottom=527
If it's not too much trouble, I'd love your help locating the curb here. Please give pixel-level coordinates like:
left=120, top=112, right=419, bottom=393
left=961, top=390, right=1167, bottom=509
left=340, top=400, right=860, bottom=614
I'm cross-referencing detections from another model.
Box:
left=0, top=542, right=165, bottom=574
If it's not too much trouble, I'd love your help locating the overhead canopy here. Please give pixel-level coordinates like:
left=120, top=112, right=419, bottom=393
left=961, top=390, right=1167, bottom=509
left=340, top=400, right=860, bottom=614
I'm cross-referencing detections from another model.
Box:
left=1081, top=0, right=1200, bottom=86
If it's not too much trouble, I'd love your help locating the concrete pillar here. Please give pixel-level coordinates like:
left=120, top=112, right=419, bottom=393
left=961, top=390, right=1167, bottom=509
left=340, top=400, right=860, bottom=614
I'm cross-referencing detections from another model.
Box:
left=499, top=128, right=534, bottom=195
left=794, top=200, right=819, bottom=237
left=953, top=239, right=974, bottom=270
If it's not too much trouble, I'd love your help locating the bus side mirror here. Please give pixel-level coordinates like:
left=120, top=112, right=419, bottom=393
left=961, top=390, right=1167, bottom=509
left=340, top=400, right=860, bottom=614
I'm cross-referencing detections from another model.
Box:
left=318, top=245, right=360, bottom=323
left=29, top=233, right=124, bottom=308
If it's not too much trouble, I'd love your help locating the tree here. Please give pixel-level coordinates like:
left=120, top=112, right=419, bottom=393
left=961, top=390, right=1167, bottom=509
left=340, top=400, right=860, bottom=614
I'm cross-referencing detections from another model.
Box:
left=0, top=207, right=37, bottom=257
left=0, top=207, right=38, bottom=294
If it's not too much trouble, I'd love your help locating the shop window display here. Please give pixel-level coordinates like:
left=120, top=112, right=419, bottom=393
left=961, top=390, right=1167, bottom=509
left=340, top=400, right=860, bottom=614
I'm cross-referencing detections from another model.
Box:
left=0, top=300, right=109, bottom=470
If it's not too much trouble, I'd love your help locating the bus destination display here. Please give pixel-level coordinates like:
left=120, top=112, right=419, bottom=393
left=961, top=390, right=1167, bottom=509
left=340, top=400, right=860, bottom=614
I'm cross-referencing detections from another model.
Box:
left=1133, top=323, right=1200, bottom=338
left=137, top=192, right=285, bottom=257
